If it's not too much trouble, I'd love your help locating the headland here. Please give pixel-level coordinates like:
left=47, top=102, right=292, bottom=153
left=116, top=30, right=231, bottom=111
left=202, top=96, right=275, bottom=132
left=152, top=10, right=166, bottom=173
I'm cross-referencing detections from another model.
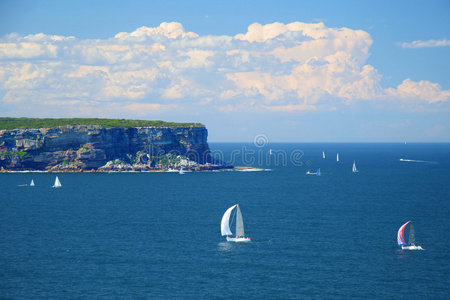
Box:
left=0, top=117, right=232, bottom=172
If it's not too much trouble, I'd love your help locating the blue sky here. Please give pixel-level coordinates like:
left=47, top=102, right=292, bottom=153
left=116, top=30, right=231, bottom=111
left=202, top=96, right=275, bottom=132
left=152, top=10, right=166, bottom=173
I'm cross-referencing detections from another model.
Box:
left=1, top=0, right=449, bottom=142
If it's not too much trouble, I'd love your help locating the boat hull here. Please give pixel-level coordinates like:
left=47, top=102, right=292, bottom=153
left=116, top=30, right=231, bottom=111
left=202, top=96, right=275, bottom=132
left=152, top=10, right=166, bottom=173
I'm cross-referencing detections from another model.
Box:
left=226, top=236, right=251, bottom=243
left=401, top=245, right=424, bottom=250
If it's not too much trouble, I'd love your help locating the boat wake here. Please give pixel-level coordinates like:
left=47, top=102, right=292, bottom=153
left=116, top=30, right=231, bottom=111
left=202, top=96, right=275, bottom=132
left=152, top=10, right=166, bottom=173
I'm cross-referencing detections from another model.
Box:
left=399, top=158, right=437, bottom=164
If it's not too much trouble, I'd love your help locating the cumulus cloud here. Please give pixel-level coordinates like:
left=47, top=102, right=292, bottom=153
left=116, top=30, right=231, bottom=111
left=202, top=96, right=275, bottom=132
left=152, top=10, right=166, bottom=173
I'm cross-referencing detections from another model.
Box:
left=0, top=21, right=448, bottom=117
left=401, top=38, right=450, bottom=48
left=386, top=79, right=450, bottom=103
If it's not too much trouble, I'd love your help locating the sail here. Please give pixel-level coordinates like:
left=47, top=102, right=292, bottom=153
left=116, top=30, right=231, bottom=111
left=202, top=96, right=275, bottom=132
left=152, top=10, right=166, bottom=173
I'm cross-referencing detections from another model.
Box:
left=408, top=223, right=415, bottom=245
left=53, top=176, right=62, bottom=188
left=316, top=168, right=321, bottom=176
left=352, top=161, right=357, bottom=172
left=235, top=205, right=245, bottom=237
left=322, top=151, right=325, bottom=159
left=397, top=221, right=411, bottom=245
left=337, top=153, right=339, bottom=162
left=30, top=179, right=35, bottom=186
left=221, top=205, right=237, bottom=236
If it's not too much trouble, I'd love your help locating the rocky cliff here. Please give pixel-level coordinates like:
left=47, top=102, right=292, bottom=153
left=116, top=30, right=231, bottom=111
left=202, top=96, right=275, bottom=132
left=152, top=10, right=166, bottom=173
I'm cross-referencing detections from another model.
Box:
left=0, top=125, right=210, bottom=171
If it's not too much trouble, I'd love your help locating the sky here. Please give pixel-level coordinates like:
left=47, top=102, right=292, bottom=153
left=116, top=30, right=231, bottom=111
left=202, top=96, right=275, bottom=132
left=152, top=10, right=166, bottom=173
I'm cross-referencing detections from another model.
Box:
left=0, top=0, right=449, bottom=142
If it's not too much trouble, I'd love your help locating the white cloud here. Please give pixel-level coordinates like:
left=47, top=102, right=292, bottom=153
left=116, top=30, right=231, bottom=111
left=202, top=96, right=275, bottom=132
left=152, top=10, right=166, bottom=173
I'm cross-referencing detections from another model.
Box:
left=0, top=21, right=448, bottom=117
left=401, top=38, right=450, bottom=48
left=115, top=22, right=199, bottom=41
left=386, top=79, right=450, bottom=103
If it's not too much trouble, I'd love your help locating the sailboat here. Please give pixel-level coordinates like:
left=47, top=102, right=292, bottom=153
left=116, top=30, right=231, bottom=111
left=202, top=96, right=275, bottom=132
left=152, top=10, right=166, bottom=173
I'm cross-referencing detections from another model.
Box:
left=336, top=153, right=339, bottom=162
left=179, top=168, right=185, bottom=175
left=221, top=204, right=251, bottom=242
left=306, top=168, right=321, bottom=176
left=352, top=161, right=358, bottom=173
left=30, top=179, right=35, bottom=186
left=397, top=221, right=424, bottom=250
left=52, top=176, right=62, bottom=188
left=322, top=151, right=325, bottom=159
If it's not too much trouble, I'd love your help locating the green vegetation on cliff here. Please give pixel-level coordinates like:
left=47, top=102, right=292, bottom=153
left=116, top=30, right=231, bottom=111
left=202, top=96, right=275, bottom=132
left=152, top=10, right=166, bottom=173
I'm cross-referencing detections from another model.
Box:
left=0, top=118, right=204, bottom=130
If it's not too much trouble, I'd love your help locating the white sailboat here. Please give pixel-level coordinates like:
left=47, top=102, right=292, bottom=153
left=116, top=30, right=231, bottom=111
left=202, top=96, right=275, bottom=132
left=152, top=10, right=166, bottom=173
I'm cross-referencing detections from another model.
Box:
left=336, top=153, right=339, bottom=162
left=30, top=179, right=35, bottom=186
left=322, top=151, right=325, bottom=159
left=352, top=161, right=358, bottom=173
left=397, top=221, right=424, bottom=250
left=221, top=204, right=251, bottom=242
left=52, top=176, right=62, bottom=188
left=306, top=168, right=321, bottom=176
left=179, top=168, right=185, bottom=175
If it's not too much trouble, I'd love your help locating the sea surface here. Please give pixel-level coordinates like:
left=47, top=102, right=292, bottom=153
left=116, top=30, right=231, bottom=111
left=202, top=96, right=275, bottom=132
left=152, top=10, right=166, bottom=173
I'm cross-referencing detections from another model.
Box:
left=1, top=143, right=449, bottom=299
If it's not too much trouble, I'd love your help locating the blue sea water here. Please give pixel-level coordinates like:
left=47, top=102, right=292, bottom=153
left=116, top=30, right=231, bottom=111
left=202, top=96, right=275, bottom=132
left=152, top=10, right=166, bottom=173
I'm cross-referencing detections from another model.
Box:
left=1, top=143, right=449, bottom=299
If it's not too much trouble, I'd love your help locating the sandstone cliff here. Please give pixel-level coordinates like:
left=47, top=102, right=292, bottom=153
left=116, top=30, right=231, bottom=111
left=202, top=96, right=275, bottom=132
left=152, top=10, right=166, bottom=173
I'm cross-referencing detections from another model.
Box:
left=0, top=125, right=210, bottom=171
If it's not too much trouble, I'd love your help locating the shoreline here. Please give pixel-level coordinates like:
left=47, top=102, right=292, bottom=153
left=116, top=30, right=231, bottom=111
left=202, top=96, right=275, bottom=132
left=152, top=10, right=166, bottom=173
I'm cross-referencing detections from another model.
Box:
left=0, top=166, right=268, bottom=173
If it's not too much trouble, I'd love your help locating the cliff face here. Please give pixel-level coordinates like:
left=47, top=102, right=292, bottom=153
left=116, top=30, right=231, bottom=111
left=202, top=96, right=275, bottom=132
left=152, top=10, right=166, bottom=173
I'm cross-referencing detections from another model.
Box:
left=0, top=125, right=210, bottom=171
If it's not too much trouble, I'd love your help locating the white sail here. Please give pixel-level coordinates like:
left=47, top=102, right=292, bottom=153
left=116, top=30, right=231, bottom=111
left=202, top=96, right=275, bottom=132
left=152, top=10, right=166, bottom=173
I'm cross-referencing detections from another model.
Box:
left=322, top=151, right=325, bottom=159
left=53, top=176, right=62, bottom=188
left=336, top=153, right=339, bottom=162
left=221, top=204, right=237, bottom=236
left=408, top=223, right=415, bottom=246
left=352, top=161, right=358, bottom=173
left=30, top=179, right=35, bottom=186
left=235, top=205, right=245, bottom=237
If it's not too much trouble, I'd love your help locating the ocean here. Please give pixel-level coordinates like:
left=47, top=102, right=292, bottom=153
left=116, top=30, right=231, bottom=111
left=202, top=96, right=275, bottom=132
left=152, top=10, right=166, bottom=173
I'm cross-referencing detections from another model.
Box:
left=1, top=143, right=449, bottom=299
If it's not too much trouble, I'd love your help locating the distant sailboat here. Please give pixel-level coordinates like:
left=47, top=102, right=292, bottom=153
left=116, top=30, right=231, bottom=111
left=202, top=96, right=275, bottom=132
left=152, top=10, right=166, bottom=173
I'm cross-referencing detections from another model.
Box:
left=306, top=168, right=321, bottom=176
left=30, top=179, right=35, bottom=186
left=397, top=221, right=424, bottom=250
left=322, top=151, right=325, bottom=159
left=52, top=176, right=62, bottom=188
left=269, top=149, right=273, bottom=155
left=221, top=204, right=251, bottom=242
left=352, top=161, right=358, bottom=173
left=179, top=168, right=185, bottom=175
left=336, top=153, right=339, bottom=162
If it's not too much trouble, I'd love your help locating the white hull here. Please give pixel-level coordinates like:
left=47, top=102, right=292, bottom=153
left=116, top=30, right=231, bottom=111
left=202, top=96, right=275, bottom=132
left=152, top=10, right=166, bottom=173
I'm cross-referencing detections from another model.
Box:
left=402, top=245, right=424, bottom=250
left=226, top=236, right=251, bottom=243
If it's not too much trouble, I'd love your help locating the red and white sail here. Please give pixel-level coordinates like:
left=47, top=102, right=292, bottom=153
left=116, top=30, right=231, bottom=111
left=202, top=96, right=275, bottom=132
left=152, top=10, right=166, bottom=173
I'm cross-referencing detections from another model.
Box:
left=397, top=221, right=411, bottom=246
